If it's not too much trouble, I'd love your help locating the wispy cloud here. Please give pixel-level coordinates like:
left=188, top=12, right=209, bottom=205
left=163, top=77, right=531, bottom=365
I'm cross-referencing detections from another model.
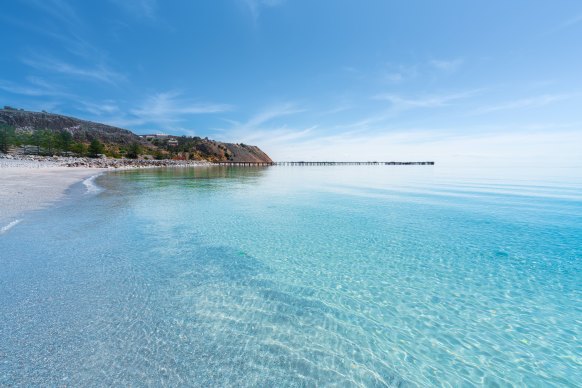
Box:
left=429, top=58, right=464, bottom=72
left=24, top=0, right=82, bottom=26
left=77, top=100, right=121, bottom=116
left=325, top=89, right=482, bottom=132
left=374, top=89, right=480, bottom=111
left=215, top=103, right=306, bottom=144
left=0, top=80, right=53, bottom=97
left=132, top=92, right=231, bottom=117
left=243, top=103, right=302, bottom=128
left=109, top=0, right=158, bottom=19
left=0, top=76, right=70, bottom=97
left=263, top=123, right=582, bottom=166
left=7, top=1, right=115, bottom=73
left=21, top=54, right=125, bottom=85
left=99, top=91, right=234, bottom=128
left=382, top=64, right=418, bottom=84
left=471, top=94, right=574, bottom=115
left=541, top=13, right=582, bottom=36
left=241, top=0, right=286, bottom=23
left=221, top=126, right=315, bottom=147
left=559, top=13, right=582, bottom=29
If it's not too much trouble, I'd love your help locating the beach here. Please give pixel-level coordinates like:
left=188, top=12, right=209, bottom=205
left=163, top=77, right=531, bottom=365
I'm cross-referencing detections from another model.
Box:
left=0, top=159, right=102, bottom=230
left=0, top=156, right=218, bottom=230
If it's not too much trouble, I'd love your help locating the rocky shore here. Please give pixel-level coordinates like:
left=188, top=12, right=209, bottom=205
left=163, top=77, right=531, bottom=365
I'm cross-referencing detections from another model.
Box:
left=0, top=154, right=212, bottom=169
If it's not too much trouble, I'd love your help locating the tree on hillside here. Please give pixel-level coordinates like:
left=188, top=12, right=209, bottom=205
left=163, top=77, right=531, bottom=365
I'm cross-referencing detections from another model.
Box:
left=58, top=130, right=73, bottom=153
left=88, top=139, right=105, bottom=158
left=30, top=130, right=42, bottom=154
left=126, top=142, right=142, bottom=159
left=70, top=142, right=87, bottom=156
left=0, top=125, right=15, bottom=153
left=38, top=130, right=56, bottom=155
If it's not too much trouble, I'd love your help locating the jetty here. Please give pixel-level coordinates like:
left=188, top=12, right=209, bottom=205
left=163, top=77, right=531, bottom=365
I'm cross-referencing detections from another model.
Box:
left=215, top=161, right=435, bottom=166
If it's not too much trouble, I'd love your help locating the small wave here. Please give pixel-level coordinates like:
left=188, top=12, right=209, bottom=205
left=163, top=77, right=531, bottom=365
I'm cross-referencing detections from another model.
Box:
left=83, top=174, right=104, bottom=195
left=0, top=219, right=22, bottom=235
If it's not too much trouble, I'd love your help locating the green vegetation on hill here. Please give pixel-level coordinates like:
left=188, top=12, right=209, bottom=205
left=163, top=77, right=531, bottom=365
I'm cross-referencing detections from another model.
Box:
left=1, top=124, right=87, bottom=156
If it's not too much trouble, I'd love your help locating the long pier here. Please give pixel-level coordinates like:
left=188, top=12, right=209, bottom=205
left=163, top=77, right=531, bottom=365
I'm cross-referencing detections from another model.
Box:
left=215, top=161, right=434, bottom=166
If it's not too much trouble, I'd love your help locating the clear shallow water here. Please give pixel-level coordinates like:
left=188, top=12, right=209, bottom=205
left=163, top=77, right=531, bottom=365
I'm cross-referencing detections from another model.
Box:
left=1, top=166, right=581, bottom=386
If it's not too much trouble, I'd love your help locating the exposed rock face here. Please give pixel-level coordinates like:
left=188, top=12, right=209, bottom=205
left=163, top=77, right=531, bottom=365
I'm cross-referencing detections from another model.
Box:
left=0, top=108, right=273, bottom=162
left=224, top=143, right=272, bottom=163
left=0, top=108, right=147, bottom=146
left=194, top=140, right=273, bottom=163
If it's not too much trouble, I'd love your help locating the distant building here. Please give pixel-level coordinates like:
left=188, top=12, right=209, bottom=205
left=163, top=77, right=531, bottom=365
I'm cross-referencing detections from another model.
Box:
left=141, top=133, right=169, bottom=141
left=167, top=139, right=178, bottom=147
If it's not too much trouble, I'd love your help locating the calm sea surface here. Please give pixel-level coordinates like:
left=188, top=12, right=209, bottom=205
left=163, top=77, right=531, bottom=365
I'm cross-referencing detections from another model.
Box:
left=1, top=166, right=581, bottom=386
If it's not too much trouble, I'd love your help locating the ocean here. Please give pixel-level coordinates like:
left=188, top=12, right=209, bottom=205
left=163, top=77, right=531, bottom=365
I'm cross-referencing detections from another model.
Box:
left=1, top=165, right=581, bottom=386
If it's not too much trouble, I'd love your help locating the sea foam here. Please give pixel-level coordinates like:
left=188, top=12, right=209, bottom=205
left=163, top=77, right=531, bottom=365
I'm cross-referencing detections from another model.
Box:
left=83, top=174, right=103, bottom=194
left=0, top=219, right=22, bottom=234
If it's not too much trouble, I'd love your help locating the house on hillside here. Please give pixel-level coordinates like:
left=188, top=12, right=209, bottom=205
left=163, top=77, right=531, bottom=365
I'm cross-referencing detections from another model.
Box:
left=141, top=133, right=169, bottom=141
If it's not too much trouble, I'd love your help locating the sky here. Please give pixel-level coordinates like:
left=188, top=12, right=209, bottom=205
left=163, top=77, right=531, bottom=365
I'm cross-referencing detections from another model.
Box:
left=1, top=0, right=581, bottom=165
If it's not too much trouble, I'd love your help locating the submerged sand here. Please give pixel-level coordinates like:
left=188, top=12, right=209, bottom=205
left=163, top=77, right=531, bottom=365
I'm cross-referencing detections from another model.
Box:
left=0, top=160, right=103, bottom=229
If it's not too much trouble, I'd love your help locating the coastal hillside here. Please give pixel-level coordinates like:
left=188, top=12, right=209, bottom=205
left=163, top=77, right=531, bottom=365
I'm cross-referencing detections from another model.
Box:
left=0, top=107, right=272, bottom=163
left=0, top=107, right=145, bottom=146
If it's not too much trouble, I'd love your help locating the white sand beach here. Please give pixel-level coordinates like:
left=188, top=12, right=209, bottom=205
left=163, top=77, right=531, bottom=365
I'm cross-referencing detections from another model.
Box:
left=0, top=159, right=103, bottom=229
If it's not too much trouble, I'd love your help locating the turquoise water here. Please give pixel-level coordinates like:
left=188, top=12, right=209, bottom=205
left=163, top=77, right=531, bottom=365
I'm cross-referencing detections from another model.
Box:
left=1, top=166, right=581, bottom=386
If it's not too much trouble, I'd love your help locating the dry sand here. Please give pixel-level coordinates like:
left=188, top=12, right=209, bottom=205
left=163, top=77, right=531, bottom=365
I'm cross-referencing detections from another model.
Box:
left=0, top=159, right=103, bottom=231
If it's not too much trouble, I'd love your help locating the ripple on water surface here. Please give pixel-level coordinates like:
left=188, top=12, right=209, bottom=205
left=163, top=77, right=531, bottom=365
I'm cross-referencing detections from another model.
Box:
left=0, top=166, right=580, bottom=386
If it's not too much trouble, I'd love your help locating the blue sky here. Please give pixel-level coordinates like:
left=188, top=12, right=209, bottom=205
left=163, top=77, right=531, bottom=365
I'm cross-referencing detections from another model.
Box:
left=1, top=0, right=581, bottom=164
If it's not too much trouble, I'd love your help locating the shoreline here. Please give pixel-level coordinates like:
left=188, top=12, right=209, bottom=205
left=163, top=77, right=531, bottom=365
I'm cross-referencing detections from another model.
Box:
left=0, top=156, right=213, bottom=232
left=1, top=154, right=215, bottom=168
left=0, top=163, right=104, bottom=231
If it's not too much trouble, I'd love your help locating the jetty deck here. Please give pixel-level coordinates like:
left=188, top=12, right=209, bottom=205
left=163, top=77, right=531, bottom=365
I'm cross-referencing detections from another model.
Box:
left=216, top=161, right=435, bottom=166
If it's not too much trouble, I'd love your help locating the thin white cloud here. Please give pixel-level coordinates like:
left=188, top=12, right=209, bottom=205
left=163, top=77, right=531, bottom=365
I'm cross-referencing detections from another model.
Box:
left=214, top=103, right=305, bottom=146
left=471, top=94, right=574, bottom=115
left=318, top=105, right=353, bottom=116
left=132, top=91, right=231, bottom=117
left=241, top=0, right=286, bottom=23
left=374, top=89, right=481, bottom=111
left=109, top=0, right=157, bottom=19
left=540, top=13, right=582, bottom=36
left=21, top=55, right=125, bottom=85
left=263, top=124, right=582, bottom=167
left=381, top=64, right=418, bottom=84
left=222, top=126, right=315, bottom=146
left=77, top=100, right=121, bottom=116
left=24, top=0, right=82, bottom=26
left=315, top=89, right=482, bottom=134
left=70, top=92, right=232, bottom=130
left=105, top=91, right=234, bottom=128
left=0, top=81, right=53, bottom=97
left=560, top=13, right=582, bottom=29
left=0, top=77, right=70, bottom=97
left=244, top=103, right=303, bottom=128
left=5, top=2, right=112, bottom=65
left=429, top=58, right=464, bottom=72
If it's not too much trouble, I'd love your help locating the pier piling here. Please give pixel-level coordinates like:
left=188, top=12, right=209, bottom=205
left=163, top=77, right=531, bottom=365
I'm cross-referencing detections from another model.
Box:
left=215, top=161, right=434, bottom=166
